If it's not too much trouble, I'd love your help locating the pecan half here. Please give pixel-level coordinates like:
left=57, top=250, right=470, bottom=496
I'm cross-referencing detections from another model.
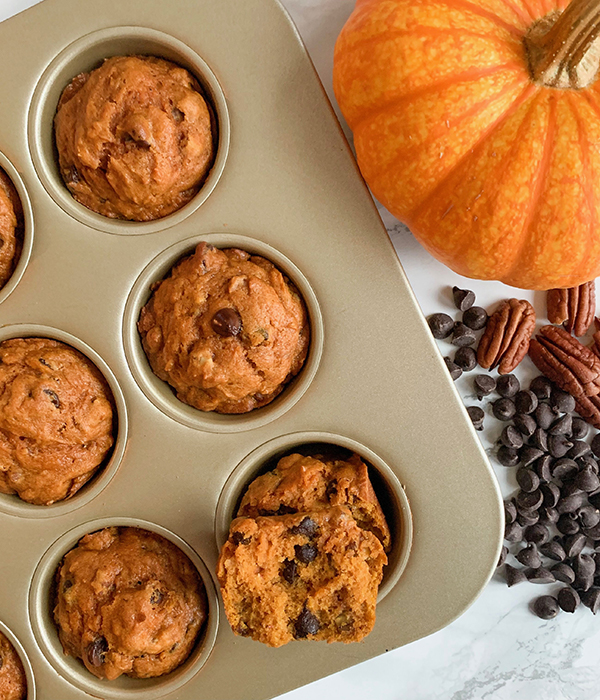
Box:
left=529, top=326, right=600, bottom=428
left=547, top=281, right=596, bottom=336
left=477, top=299, right=536, bottom=374
left=590, top=317, right=600, bottom=359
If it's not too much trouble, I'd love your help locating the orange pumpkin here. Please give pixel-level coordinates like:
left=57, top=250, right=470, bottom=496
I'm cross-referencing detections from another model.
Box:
left=333, top=0, right=600, bottom=290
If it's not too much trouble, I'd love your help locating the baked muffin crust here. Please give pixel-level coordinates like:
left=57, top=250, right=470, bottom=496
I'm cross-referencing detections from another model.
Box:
left=138, top=243, right=310, bottom=413
left=54, top=527, right=207, bottom=680
left=0, top=630, right=26, bottom=700
left=54, top=55, right=215, bottom=221
left=0, top=338, right=115, bottom=505
left=0, top=170, right=23, bottom=290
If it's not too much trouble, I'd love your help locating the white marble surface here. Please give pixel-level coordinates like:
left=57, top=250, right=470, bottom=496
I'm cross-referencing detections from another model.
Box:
left=4, top=0, right=600, bottom=697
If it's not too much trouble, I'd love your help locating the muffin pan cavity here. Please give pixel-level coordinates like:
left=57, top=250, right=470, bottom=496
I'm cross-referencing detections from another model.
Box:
left=0, top=620, right=36, bottom=700
left=0, top=325, right=128, bottom=519
left=215, top=432, right=413, bottom=602
left=0, top=152, right=33, bottom=306
left=29, top=517, right=219, bottom=700
left=123, top=234, right=324, bottom=433
left=28, top=26, right=229, bottom=235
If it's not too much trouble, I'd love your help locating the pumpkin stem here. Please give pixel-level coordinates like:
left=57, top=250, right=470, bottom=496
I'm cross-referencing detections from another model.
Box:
left=524, top=0, right=600, bottom=89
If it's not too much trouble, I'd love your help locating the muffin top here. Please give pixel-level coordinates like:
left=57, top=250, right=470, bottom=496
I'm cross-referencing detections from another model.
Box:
left=0, top=338, right=114, bottom=505
left=54, top=55, right=215, bottom=221
left=0, top=170, right=23, bottom=290
left=54, top=527, right=207, bottom=680
left=0, top=630, right=27, bottom=700
left=138, top=243, right=310, bottom=413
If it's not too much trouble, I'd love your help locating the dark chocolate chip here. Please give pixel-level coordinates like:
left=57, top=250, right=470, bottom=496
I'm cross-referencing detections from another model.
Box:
left=563, top=533, right=586, bottom=558
left=496, top=374, right=520, bottom=398
left=43, top=389, right=61, bottom=408
left=549, top=413, right=572, bottom=436
left=539, top=506, right=559, bottom=525
left=578, top=506, right=600, bottom=529
left=572, top=418, right=590, bottom=440
left=531, top=428, right=548, bottom=452
left=540, top=540, right=566, bottom=561
left=455, top=347, right=477, bottom=371
left=504, top=500, right=517, bottom=524
left=541, top=482, right=561, bottom=508
left=501, top=426, right=524, bottom=450
left=557, top=587, right=580, bottom=613
left=552, top=562, right=576, bottom=584
left=548, top=434, right=574, bottom=459
left=65, top=165, right=80, bottom=184
left=87, top=637, right=108, bottom=667
left=514, top=413, right=537, bottom=438
left=575, top=467, right=600, bottom=493
left=589, top=491, right=600, bottom=510
left=474, top=374, right=496, bottom=399
left=444, top=357, right=462, bottom=381
left=505, top=522, right=524, bottom=543
left=467, top=405, right=485, bottom=431
left=568, top=441, right=591, bottom=461
left=578, top=455, right=599, bottom=474
left=551, top=389, right=576, bottom=414
left=516, top=468, right=539, bottom=493
left=498, top=545, right=508, bottom=567
left=63, top=579, right=73, bottom=592
left=530, top=376, right=553, bottom=400
left=281, top=559, right=298, bottom=584
left=231, top=532, right=252, bottom=545
left=294, top=608, right=320, bottom=637
left=211, top=308, right=242, bottom=337
left=557, top=514, right=580, bottom=535
left=535, top=404, right=557, bottom=431
left=516, top=544, right=541, bottom=568
left=452, top=286, right=475, bottom=311
left=505, top=564, right=527, bottom=586
left=516, top=489, right=543, bottom=512
left=557, top=491, right=587, bottom=515
left=551, top=458, right=578, bottom=481
left=573, top=574, right=594, bottom=592
left=451, top=322, right=476, bottom=347
left=591, top=433, right=600, bottom=459
left=462, top=306, right=487, bottom=330
left=518, top=510, right=539, bottom=527
left=520, top=446, right=544, bottom=467
left=532, top=595, right=559, bottom=619
left=524, top=523, right=549, bottom=545
left=290, top=517, right=318, bottom=538
left=535, top=455, right=554, bottom=483
left=295, top=543, right=318, bottom=564
left=573, top=553, right=596, bottom=579
left=497, top=446, right=520, bottom=467
left=515, top=390, right=538, bottom=415
left=582, top=587, right=600, bottom=613
left=527, top=567, right=555, bottom=584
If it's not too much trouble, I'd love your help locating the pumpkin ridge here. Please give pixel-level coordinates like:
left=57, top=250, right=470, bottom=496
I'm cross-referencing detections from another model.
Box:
left=568, top=92, right=596, bottom=284
left=431, top=0, right=526, bottom=34
left=405, top=82, right=537, bottom=222
left=505, top=94, right=557, bottom=283
left=351, top=63, right=525, bottom=133
left=498, top=0, right=537, bottom=25
left=451, top=93, right=543, bottom=268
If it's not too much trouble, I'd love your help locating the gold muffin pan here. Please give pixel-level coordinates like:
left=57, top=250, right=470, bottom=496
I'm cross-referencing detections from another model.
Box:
left=0, top=0, right=503, bottom=698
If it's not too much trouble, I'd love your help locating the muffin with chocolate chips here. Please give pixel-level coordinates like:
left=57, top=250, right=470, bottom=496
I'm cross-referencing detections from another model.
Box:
left=0, top=338, right=115, bottom=505
left=0, top=630, right=27, bottom=700
left=53, top=527, right=207, bottom=680
left=54, top=55, right=215, bottom=221
left=216, top=507, right=386, bottom=647
left=138, top=243, right=310, bottom=413
left=0, top=169, right=23, bottom=291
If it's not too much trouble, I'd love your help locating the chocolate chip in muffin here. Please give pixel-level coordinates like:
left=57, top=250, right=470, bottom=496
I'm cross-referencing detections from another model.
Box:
left=294, top=608, right=320, bottom=638
left=295, top=543, right=318, bottom=564
left=281, top=559, right=298, bottom=584
left=291, top=517, right=319, bottom=538
left=211, top=308, right=243, bottom=337
left=231, top=531, right=252, bottom=545
left=87, top=637, right=108, bottom=667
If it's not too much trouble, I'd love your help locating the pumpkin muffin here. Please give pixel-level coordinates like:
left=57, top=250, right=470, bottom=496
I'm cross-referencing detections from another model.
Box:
left=54, top=527, right=207, bottom=680
left=0, top=169, right=23, bottom=291
left=0, top=338, right=115, bottom=505
left=238, top=452, right=391, bottom=551
left=0, top=630, right=27, bottom=700
left=138, top=242, right=310, bottom=413
left=54, top=55, right=215, bottom=221
left=216, top=507, right=387, bottom=647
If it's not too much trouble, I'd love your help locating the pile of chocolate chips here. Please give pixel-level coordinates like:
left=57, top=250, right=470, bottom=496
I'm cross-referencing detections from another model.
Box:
left=427, top=288, right=600, bottom=618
